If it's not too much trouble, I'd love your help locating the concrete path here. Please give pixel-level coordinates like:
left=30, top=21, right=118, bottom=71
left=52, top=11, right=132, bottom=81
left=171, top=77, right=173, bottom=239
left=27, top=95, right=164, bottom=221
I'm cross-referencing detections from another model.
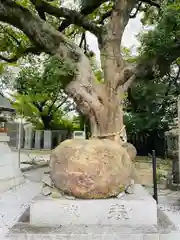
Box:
left=18, top=152, right=50, bottom=172
left=159, top=190, right=180, bottom=231
left=0, top=181, right=40, bottom=237
left=0, top=167, right=47, bottom=239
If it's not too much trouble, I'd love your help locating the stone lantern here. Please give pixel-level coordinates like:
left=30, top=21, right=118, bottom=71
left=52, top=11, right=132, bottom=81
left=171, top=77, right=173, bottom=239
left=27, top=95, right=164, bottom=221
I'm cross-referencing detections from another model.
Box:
left=0, top=92, right=24, bottom=193
left=0, top=92, right=15, bottom=130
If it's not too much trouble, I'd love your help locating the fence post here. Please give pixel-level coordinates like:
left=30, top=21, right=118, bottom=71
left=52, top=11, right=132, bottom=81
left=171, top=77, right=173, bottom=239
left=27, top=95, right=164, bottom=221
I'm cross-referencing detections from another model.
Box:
left=17, top=118, right=23, bottom=169
left=178, top=95, right=180, bottom=182
left=152, top=150, right=158, bottom=203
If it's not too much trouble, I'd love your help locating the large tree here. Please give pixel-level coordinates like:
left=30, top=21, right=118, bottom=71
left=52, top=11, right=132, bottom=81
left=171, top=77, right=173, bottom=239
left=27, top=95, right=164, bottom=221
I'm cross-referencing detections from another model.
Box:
left=0, top=0, right=180, bottom=142
left=12, top=55, right=75, bottom=130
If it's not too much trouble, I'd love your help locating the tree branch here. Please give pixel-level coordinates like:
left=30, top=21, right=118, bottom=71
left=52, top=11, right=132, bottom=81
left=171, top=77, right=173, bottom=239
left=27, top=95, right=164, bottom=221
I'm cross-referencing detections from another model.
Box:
left=0, top=24, right=21, bottom=46
left=123, top=74, right=136, bottom=91
left=96, top=0, right=160, bottom=25
left=0, top=46, right=42, bottom=63
left=58, top=0, right=107, bottom=32
left=79, top=32, right=85, bottom=48
left=30, top=0, right=46, bottom=20
left=53, top=96, right=68, bottom=113
left=31, top=0, right=102, bottom=37
left=130, top=2, right=142, bottom=18
left=115, top=64, right=136, bottom=91
left=47, top=94, right=59, bottom=115
left=96, top=1, right=142, bottom=26
left=141, top=0, right=160, bottom=8
left=0, top=0, right=102, bottom=116
left=97, top=1, right=142, bottom=25
left=33, top=100, right=47, bottom=112
left=98, top=10, right=112, bottom=25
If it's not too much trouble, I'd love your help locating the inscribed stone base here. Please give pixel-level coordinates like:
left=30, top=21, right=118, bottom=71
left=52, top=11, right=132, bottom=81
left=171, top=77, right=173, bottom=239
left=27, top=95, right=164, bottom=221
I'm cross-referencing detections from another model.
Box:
left=30, top=185, right=157, bottom=227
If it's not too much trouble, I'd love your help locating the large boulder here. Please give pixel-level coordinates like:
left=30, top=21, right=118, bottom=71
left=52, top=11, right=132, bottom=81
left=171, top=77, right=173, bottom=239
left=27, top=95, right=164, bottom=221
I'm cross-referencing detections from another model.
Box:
left=50, top=139, right=133, bottom=199
left=122, top=142, right=137, bottom=161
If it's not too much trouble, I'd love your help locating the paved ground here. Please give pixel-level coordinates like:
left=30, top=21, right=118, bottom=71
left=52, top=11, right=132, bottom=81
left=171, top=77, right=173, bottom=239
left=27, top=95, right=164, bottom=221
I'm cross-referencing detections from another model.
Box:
left=0, top=167, right=48, bottom=238
left=0, top=154, right=179, bottom=239
left=13, top=151, right=50, bottom=172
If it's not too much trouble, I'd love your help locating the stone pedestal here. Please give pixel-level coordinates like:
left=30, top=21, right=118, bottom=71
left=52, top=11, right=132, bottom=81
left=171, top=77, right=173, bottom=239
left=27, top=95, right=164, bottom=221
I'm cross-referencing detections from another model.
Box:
left=0, top=133, right=24, bottom=193
left=30, top=185, right=157, bottom=227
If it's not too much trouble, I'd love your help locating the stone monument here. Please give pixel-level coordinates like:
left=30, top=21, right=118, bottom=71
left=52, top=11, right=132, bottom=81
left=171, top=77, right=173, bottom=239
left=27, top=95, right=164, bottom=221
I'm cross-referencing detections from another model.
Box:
left=30, top=138, right=158, bottom=227
left=0, top=93, right=24, bottom=193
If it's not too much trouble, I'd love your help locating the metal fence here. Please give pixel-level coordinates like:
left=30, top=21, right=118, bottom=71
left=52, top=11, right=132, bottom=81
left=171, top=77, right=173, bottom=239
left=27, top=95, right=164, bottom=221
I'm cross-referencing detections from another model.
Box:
left=127, top=131, right=166, bottom=158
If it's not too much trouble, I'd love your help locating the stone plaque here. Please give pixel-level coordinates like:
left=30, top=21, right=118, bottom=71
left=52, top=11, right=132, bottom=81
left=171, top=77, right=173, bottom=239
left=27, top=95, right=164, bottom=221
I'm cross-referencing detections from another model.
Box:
left=43, top=130, right=52, bottom=149
left=24, top=127, right=32, bottom=149
left=35, top=130, right=42, bottom=149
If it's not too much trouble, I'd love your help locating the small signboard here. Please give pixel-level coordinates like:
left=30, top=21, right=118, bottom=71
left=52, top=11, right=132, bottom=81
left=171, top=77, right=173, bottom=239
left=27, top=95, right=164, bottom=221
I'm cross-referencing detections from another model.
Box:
left=72, top=131, right=86, bottom=140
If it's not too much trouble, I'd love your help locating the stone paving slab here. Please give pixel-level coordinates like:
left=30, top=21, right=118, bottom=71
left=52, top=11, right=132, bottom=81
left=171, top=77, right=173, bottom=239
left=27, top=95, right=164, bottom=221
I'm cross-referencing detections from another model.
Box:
left=0, top=180, right=41, bottom=238
left=159, top=204, right=180, bottom=230
left=5, top=207, right=177, bottom=239
left=5, top=233, right=180, bottom=240
left=6, top=225, right=180, bottom=240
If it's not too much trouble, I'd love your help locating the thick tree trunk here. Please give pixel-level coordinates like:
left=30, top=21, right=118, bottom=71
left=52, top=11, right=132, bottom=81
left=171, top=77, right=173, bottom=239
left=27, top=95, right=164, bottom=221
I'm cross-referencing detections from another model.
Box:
left=87, top=0, right=136, bottom=142
left=89, top=104, right=124, bottom=142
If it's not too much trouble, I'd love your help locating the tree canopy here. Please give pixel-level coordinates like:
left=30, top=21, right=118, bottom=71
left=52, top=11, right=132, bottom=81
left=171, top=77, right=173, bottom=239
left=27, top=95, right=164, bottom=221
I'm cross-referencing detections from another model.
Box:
left=11, top=55, right=76, bottom=130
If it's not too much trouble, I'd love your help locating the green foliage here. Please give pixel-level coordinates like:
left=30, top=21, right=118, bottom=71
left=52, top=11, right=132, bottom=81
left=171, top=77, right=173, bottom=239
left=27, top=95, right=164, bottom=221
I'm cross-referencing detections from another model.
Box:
left=139, top=3, right=180, bottom=74
left=12, top=93, right=44, bottom=129
left=130, top=2, right=180, bottom=137
left=14, top=55, right=76, bottom=94
left=124, top=69, right=179, bottom=134
left=12, top=55, right=76, bottom=130
left=0, top=23, right=31, bottom=59
left=140, top=0, right=178, bottom=25
left=42, top=56, right=76, bottom=89
left=121, top=47, right=137, bottom=63
left=15, top=0, right=33, bottom=9
left=12, top=92, right=76, bottom=130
